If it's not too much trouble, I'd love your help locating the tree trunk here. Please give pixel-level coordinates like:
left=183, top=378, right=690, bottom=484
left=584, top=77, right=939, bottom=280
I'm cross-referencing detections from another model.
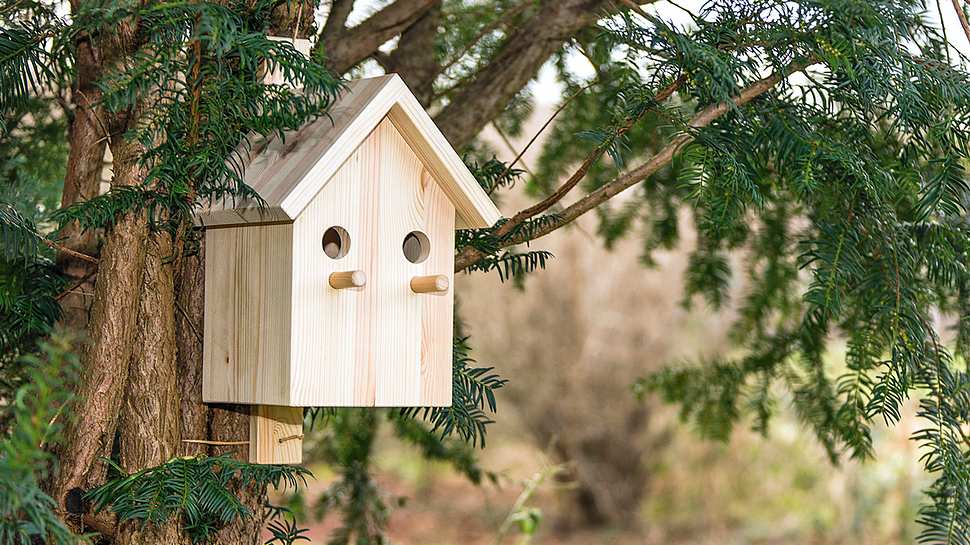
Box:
left=435, top=0, right=610, bottom=148
left=52, top=132, right=150, bottom=514
left=57, top=13, right=108, bottom=330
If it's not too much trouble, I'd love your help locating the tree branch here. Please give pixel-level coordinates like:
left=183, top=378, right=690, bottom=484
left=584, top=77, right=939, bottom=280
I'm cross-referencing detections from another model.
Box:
left=454, top=59, right=816, bottom=271
left=434, top=0, right=619, bottom=148
left=952, top=0, right=970, bottom=46
left=320, top=0, right=355, bottom=44
left=317, top=0, right=437, bottom=74
left=384, top=1, right=442, bottom=105
left=495, top=74, right=686, bottom=238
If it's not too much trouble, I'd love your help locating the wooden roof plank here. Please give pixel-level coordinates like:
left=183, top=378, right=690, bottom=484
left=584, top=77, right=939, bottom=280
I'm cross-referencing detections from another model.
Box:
left=196, top=74, right=502, bottom=229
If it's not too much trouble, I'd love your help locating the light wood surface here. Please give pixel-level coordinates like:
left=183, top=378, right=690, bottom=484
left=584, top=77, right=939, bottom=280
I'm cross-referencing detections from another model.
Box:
left=249, top=405, right=303, bottom=464
left=194, top=75, right=501, bottom=229
left=410, top=274, right=449, bottom=294
left=289, top=118, right=455, bottom=406
left=202, top=223, right=293, bottom=405
left=203, top=119, right=454, bottom=408
left=329, top=270, right=367, bottom=289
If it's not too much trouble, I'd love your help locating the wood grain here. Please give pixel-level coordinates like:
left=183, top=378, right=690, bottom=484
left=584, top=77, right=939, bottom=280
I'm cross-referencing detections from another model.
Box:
left=203, top=118, right=455, bottom=408
left=329, top=270, right=367, bottom=289
left=410, top=274, right=449, bottom=294
left=249, top=405, right=303, bottom=464
left=195, top=75, right=501, bottom=230
left=202, top=224, right=293, bottom=405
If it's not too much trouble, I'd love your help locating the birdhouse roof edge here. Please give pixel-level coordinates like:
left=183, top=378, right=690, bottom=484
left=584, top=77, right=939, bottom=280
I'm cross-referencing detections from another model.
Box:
left=196, top=74, right=501, bottom=229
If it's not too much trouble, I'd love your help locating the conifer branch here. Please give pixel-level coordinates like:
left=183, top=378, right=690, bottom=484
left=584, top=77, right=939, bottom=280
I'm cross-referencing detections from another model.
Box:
left=455, top=58, right=815, bottom=271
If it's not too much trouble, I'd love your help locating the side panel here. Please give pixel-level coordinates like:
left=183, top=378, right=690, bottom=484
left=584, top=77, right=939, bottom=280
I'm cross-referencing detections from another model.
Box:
left=202, top=224, right=293, bottom=405
left=289, top=129, right=380, bottom=406
left=373, top=119, right=455, bottom=406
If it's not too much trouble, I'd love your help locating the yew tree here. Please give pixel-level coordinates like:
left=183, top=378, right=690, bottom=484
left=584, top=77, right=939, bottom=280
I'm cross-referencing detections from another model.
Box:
left=2, top=0, right=970, bottom=544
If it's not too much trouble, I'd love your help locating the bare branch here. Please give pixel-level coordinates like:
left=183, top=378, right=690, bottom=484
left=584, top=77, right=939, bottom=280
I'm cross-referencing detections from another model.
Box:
left=454, top=60, right=816, bottom=271
left=320, top=0, right=355, bottom=43
left=952, top=0, right=970, bottom=46
left=430, top=0, right=532, bottom=82
left=384, top=1, right=442, bottom=105
left=317, top=0, right=437, bottom=74
left=496, top=74, right=686, bottom=237
left=434, top=0, right=618, bottom=148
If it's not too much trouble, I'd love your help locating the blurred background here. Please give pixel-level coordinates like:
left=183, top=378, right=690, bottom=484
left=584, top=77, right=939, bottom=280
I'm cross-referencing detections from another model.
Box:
left=283, top=106, right=930, bottom=545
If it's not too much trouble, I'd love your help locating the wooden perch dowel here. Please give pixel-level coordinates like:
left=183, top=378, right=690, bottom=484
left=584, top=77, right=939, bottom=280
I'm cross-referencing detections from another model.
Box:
left=410, top=274, right=449, bottom=294
left=329, top=270, right=367, bottom=289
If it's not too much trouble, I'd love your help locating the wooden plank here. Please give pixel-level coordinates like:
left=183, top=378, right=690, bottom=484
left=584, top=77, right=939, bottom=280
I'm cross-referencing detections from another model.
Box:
left=371, top=120, right=455, bottom=406
left=249, top=405, right=303, bottom=464
left=372, top=119, right=426, bottom=406
left=195, top=75, right=501, bottom=230
left=418, top=169, right=455, bottom=406
left=386, top=96, right=501, bottom=229
left=288, top=124, right=381, bottom=406
left=202, top=224, right=293, bottom=405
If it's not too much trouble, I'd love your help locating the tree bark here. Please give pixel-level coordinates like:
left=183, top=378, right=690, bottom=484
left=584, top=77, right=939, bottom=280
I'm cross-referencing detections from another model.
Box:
left=52, top=132, right=150, bottom=514
left=384, top=1, right=441, bottom=106
left=175, top=242, right=208, bottom=458
left=316, top=0, right=437, bottom=74
left=434, top=0, right=611, bottom=148
left=57, top=16, right=108, bottom=330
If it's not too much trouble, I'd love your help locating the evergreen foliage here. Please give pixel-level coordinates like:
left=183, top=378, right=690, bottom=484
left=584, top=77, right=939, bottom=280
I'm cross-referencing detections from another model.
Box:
left=87, top=455, right=311, bottom=544
left=0, top=332, right=81, bottom=545
left=4, top=0, right=970, bottom=541
left=587, top=1, right=970, bottom=541
left=400, top=336, right=507, bottom=448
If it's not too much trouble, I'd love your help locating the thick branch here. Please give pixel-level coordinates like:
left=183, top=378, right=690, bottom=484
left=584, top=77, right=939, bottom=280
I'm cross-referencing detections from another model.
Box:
left=57, top=30, right=108, bottom=330
left=320, top=0, right=355, bottom=43
left=317, top=0, right=437, bottom=74
left=384, top=1, right=441, bottom=105
left=434, top=0, right=616, bottom=149
left=454, top=60, right=815, bottom=271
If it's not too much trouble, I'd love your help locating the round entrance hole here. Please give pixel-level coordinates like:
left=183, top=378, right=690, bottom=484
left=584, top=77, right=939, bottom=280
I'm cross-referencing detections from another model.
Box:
left=402, top=231, right=430, bottom=263
left=322, top=226, right=350, bottom=259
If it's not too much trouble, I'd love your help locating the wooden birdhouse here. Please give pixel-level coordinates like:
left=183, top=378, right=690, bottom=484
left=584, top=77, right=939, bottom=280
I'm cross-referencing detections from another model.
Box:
left=196, top=72, right=501, bottom=464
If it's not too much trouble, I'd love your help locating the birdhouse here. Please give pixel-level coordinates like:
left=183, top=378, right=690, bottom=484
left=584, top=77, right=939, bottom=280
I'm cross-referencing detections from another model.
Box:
left=196, top=73, right=501, bottom=463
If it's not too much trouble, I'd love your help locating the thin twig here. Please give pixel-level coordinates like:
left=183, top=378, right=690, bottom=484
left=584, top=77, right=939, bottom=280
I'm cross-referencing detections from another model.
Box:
left=432, top=0, right=531, bottom=80
left=952, top=0, right=970, bottom=46
left=55, top=269, right=97, bottom=301
left=175, top=298, right=203, bottom=343
left=491, top=73, right=687, bottom=241
left=496, top=80, right=598, bottom=183
left=455, top=59, right=815, bottom=271
left=47, top=237, right=99, bottom=264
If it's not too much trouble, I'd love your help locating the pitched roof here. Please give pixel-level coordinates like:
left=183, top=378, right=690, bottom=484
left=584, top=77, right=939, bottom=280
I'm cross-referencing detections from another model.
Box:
left=196, top=74, right=502, bottom=229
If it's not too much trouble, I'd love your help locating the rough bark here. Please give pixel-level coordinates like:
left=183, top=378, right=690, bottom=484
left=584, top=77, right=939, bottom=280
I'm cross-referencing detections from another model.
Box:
left=56, top=18, right=108, bottom=330
left=435, top=0, right=611, bottom=148
left=51, top=134, right=149, bottom=512
left=118, top=232, right=181, bottom=469
left=115, top=232, right=185, bottom=545
left=384, top=1, right=441, bottom=106
left=317, top=0, right=437, bottom=74
left=175, top=241, right=208, bottom=458
left=269, top=0, right=317, bottom=38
